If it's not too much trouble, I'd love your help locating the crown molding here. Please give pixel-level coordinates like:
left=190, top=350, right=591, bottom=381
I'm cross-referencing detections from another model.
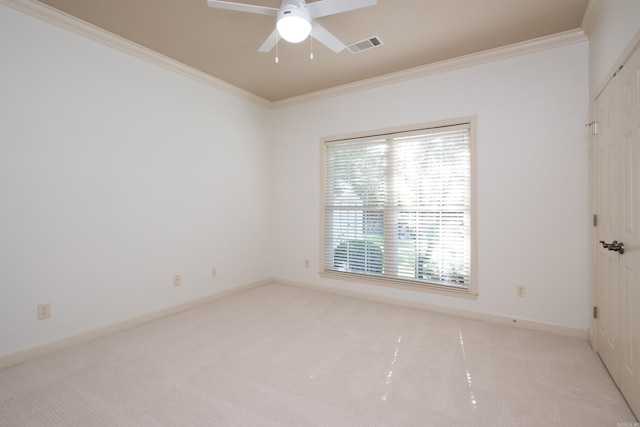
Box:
left=272, top=29, right=588, bottom=109
left=0, top=0, right=273, bottom=109
left=2, top=0, right=587, bottom=111
left=581, top=0, right=604, bottom=37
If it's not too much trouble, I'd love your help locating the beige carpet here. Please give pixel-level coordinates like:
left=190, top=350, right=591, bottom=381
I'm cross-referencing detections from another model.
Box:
left=0, top=283, right=635, bottom=426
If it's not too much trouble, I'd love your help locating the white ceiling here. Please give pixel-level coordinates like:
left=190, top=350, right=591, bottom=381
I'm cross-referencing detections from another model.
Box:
left=32, top=0, right=590, bottom=102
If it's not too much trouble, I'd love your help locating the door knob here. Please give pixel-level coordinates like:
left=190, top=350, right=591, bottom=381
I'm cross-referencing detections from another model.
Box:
left=599, top=240, right=625, bottom=254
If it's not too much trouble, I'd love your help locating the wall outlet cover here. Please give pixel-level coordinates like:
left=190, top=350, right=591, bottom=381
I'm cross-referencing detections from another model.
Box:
left=37, top=303, right=51, bottom=320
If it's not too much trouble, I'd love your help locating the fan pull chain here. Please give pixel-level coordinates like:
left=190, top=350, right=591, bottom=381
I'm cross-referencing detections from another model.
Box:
left=310, top=31, right=314, bottom=60
left=275, top=32, right=279, bottom=64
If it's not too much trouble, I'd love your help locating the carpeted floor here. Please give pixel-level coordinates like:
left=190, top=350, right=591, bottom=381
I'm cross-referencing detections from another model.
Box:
left=0, top=283, right=635, bottom=426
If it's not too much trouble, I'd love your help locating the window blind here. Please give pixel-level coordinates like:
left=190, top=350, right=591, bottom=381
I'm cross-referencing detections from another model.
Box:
left=323, top=123, right=472, bottom=291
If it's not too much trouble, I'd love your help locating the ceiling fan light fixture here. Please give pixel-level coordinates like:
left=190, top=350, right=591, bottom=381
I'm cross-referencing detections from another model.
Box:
left=276, top=6, right=311, bottom=43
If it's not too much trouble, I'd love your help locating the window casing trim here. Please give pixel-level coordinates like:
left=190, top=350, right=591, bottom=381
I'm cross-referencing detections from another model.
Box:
left=319, top=116, right=477, bottom=299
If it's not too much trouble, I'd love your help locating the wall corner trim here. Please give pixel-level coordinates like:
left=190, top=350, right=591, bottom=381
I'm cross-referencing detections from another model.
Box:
left=581, top=0, right=604, bottom=37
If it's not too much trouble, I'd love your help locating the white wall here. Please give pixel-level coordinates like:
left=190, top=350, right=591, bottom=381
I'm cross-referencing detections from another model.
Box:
left=588, top=0, right=640, bottom=93
left=270, top=41, right=591, bottom=330
left=0, top=1, right=596, bottom=358
left=0, top=4, right=271, bottom=356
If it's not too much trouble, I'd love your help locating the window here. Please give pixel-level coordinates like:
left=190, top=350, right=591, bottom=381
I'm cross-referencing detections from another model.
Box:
left=321, top=119, right=476, bottom=298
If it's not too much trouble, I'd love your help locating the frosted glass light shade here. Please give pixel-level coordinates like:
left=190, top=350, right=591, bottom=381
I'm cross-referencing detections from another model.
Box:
left=276, top=9, right=311, bottom=43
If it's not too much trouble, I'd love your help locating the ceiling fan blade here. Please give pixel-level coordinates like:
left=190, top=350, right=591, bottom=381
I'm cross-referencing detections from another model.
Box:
left=311, top=21, right=345, bottom=53
left=206, top=0, right=278, bottom=16
left=307, top=0, right=376, bottom=19
left=258, top=28, right=279, bottom=52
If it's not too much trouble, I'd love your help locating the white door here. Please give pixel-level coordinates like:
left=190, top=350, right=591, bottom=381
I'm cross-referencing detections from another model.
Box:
left=618, top=45, right=640, bottom=416
left=595, top=44, right=640, bottom=417
left=595, top=68, right=620, bottom=385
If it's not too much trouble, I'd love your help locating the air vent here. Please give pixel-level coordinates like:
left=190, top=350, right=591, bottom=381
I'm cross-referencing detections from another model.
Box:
left=347, top=36, right=383, bottom=54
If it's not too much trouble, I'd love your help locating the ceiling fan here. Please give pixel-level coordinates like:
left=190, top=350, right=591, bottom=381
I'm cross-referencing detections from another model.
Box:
left=206, top=0, right=377, bottom=53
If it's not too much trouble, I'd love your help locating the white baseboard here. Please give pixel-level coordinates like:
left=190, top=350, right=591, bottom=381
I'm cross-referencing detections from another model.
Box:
left=1, top=276, right=587, bottom=370
left=270, top=277, right=588, bottom=340
left=0, top=279, right=269, bottom=370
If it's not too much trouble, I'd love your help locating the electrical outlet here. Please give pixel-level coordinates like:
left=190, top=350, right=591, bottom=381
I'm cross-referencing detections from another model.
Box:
left=173, top=274, right=181, bottom=287
left=304, top=259, right=310, bottom=269
left=211, top=268, right=217, bottom=278
left=516, top=285, right=526, bottom=297
left=37, top=303, right=51, bottom=320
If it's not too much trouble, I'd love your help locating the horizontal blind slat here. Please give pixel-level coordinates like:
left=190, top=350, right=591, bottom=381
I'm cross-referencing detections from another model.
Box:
left=324, top=122, right=471, bottom=288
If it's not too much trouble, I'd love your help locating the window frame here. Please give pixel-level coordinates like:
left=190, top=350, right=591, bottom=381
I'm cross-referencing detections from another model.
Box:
left=319, top=117, right=478, bottom=299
